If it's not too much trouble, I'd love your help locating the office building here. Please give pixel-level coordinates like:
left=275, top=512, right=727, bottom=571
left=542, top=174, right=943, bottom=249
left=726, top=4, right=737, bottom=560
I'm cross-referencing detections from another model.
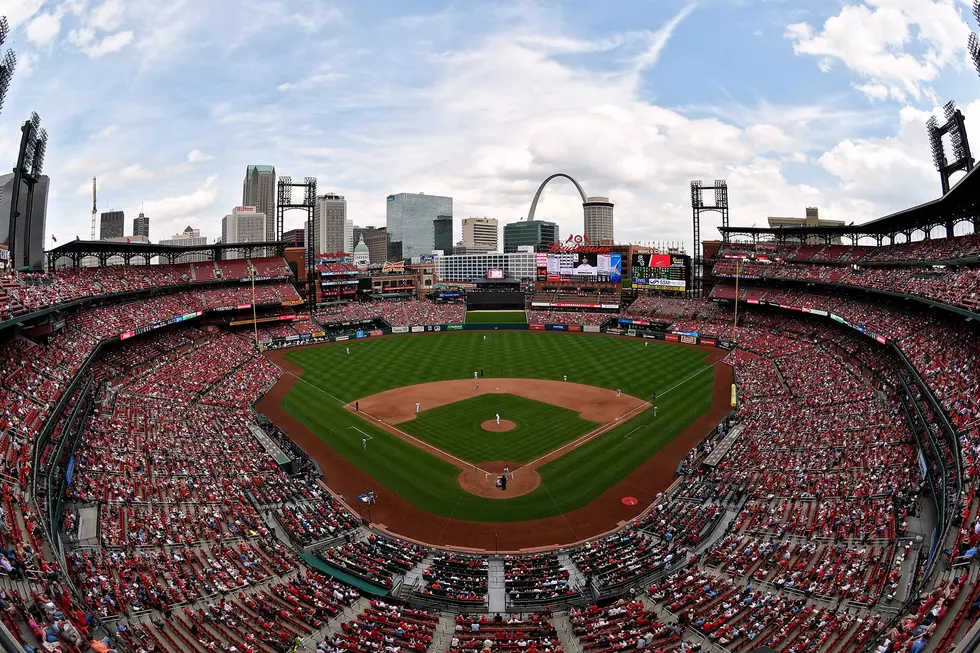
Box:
left=221, top=206, right=267, bottom=259
left=353, top=226, right=389, bottom=263
left=242, top=165, right=276, bottom=242
left=159, top=226, right=209, bottom=263
left=100, top=210, right=125, bottom=240
left=386, top=192, right=452, bottom=261
left=345, top=219, right=354, bottom=254
left=133, top=211, right=150, bottom=239
left=314, top=193, right=347, bottom=254
left=282, top=228, right=305, bottom=248
left=503, top=219, right=558, bottom=253
left=0, top=172, right=49, bottom=270
left=583, top=197, right=614, bottom=243
left=433, top=249, right=536, bottom=283
left=461, top=217, right=498, bottom=253
left=768, top=207, right=845, bottom=244
left=433, top=215, right=454, bottom=256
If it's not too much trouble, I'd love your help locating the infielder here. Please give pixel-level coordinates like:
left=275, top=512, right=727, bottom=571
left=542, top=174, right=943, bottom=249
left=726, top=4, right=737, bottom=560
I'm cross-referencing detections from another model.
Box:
left=496, top=413, right=501, bottom=426
left=617, top=389, right=622, bottom=398
left=416, top=401, right=421, bottom=413
left=563, top=375, right=567, bottom=382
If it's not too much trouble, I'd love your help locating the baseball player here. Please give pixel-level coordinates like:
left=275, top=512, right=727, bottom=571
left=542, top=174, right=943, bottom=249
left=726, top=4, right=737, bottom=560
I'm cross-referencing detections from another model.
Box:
left=346, top=347, right=350, bottom=355
left=496, top=413, right=501, bottom=426
left=617, top=389, right=622, bottom=399
left=362, top=438, right=367, bottom=449
left=416, top=401, right=420, bottom=413
left=563, top=375, right=567, bottom=382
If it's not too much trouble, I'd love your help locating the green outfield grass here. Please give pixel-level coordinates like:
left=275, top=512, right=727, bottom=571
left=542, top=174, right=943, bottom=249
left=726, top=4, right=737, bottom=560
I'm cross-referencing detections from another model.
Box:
left=280, top=331, right=717, bottom=521
left=400, top=393, right=598, bottom=463
left=464, top=310, right=528, bottom=324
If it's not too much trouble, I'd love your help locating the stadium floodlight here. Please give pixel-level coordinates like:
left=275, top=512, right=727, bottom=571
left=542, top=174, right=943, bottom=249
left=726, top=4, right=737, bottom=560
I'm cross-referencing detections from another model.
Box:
left=304, top=176, right=317, bottom=206
left=0, top=16, right=9, bottom=48
left=970, top=33, right=980, bottom=79
left=0, top=48, right=15, bottom=115
left=975, top=0, right=980, bottom=25
left=32, top=128, right=47, bottom=176
left=926, top=116, right=945, bottom=171
left=944, top=100, right=957, bottom=122
left=690, top=180, right=703, bottom=208
left=713, top=179, right=729, bottom=208
left=279, top=175, right=292, bottom=204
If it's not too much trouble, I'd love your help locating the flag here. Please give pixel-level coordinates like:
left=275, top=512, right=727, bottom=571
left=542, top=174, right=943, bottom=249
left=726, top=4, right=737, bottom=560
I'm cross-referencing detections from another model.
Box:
left=51, top=235, right=57, bottom=242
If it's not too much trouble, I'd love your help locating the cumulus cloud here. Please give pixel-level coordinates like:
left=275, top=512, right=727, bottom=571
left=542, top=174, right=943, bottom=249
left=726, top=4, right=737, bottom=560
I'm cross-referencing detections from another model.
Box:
left=786, top=0, right=972, bottom=103
left=187, top=149, right=214, bottom=163
left=26, top=12, right=62, bottom=46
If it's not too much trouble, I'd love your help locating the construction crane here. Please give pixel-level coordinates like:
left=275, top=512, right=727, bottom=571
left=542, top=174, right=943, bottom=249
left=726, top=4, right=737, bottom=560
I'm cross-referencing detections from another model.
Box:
left=90, top=177, right=97, bottom=240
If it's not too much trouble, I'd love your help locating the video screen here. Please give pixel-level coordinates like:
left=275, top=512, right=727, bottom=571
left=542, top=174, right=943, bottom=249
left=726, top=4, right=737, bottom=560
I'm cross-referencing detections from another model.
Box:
left=631, top=253, right=688, bottom=292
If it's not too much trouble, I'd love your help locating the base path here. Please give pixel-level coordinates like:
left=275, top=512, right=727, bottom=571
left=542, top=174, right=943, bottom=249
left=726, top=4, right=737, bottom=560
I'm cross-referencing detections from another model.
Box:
left=354, top=378, right=646, bottom=425
left=258, top=336, right=734, bottom=551
left=482, top=420, right=516, bottom=432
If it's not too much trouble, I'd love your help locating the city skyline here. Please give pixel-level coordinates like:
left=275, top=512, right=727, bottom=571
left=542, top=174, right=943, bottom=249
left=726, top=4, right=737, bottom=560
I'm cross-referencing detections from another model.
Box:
left=1, top=1, right=979, bottom=253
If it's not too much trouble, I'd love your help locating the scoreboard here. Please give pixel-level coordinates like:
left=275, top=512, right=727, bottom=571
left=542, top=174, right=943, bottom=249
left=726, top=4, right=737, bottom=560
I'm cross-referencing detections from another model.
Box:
left=631, top=253, right=689, bottom=292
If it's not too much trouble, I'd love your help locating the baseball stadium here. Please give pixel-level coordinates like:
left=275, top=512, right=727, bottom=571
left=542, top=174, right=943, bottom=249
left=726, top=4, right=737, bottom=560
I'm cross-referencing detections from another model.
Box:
left=3, top=5, right=980, bottom=653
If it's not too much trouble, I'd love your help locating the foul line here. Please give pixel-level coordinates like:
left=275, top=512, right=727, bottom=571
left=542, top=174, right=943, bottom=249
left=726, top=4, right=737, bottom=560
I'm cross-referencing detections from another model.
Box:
left=270, top=363, right=495, bottom=477
left=517, top=357, right=726, bottom=471
left=348, top=427, right=373, bottom=441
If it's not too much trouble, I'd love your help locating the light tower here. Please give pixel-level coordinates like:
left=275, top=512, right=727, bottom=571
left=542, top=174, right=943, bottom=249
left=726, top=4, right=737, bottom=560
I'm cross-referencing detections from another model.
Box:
left=925, top=101, right=973, bottom=195
left=6, top=113, right=48, bottom=269
left=0, top=16, right=16, bottom=117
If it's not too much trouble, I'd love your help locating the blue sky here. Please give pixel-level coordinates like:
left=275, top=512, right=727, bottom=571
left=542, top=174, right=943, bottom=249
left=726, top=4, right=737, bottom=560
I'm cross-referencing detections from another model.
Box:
left=2, top=0, right=979, bottom=251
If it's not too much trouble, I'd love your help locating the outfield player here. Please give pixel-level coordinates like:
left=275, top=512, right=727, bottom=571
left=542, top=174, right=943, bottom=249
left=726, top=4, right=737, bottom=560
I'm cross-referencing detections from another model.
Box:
left=346, top=347, right=350, bottom=355
left=362, top=438, right=367, bottom=449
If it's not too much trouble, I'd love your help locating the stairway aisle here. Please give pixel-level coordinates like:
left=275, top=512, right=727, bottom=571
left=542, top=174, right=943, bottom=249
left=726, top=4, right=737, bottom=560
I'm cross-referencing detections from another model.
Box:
left=551, top=615, right=581, bottom=653
left=488, top=558, right=507, bottom=614
left=400, top=554, right=436, bottom=597
left=559, top=554, right=586, bottom=591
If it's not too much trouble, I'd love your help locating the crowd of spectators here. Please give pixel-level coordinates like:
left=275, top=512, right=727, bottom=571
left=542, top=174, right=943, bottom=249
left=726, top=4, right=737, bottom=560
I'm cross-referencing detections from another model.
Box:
left=415, top=554, right=488, bottom=604
left=529, top=311, right=609, bottom=326
left=450, top=613, right=560, bottom=653
left=713, top=248, right=980, bottom=314
left=504, top=554, right=579, bottom=605
left=315, top=300, right=465, bottom=327
left=0, top=257, right=294, bottom=320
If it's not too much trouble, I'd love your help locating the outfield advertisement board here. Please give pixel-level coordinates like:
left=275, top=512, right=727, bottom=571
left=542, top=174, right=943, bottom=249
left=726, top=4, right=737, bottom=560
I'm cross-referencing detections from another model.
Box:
left=583, top=325, right=600, bottom=333
left=411, top=326, right=425, bottom=333
left=392, top=326, right=410, bottom=333
left=447, top=324, right=463, bottom=330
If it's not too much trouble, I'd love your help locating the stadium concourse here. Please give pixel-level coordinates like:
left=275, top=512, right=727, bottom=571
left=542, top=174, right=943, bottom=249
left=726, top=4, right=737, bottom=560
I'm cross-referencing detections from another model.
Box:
left=0, top=236, right=977, bottom=653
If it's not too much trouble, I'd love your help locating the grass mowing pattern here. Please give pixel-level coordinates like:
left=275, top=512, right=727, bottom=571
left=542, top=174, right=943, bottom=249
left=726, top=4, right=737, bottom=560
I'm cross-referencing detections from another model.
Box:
left=400, top=394, right=598, bottom=464
left=465, top=310, right=527, bottom=324
left=281, top=331, right=715, bottom=521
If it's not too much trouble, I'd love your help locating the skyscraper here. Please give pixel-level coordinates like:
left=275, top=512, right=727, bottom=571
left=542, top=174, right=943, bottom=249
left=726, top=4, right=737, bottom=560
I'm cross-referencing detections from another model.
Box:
left=221, top=206, right=267, bottom=259
left=313, top=193, right=347, bottom=254
left=433, top=215, right=453, bottom=255
left=461, top=217, right=499, bottom=253
left=159, top=226, right=208, bottom=263
left=0, top=172, right=49, bottom=270
left=100, top=210, right=125, bottom=239
left=242, top=165, right=276, bottom=241
left=386, top=192, right=452, bottom=260
left=133, top=211, right=149, bottom=239
left=583, top=196, right=614, bottom=243
left=345, top=219, right=354, bottom=254
left=503, top=219, right=559, bottom=253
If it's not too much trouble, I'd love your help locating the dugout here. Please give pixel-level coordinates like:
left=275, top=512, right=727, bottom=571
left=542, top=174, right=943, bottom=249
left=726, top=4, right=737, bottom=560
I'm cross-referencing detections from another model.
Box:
left=466, top=278, right=525, bottom=310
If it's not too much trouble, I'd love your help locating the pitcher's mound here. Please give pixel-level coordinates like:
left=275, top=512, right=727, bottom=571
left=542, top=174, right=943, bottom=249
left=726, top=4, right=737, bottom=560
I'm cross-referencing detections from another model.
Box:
left=458, top=462, right=540, bottom=498
left=481, top=419, right=516, bottom=432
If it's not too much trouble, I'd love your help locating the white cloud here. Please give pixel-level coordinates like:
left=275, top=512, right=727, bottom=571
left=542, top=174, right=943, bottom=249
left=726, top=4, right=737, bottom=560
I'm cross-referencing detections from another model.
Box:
left=633, top=3, right=697, bottom=73
left=88, top=0, right=125, bottom=31
left=786, top=0, right=972, bottom=102
left=26, top=11, right=62, bottom=46
left=187, top=149, right=214, bottom=163
left=92, top=125, right=119, bottom=139
left=71, top=30, right=133, bottom=57
left=2, top=0, right=44, bottom=31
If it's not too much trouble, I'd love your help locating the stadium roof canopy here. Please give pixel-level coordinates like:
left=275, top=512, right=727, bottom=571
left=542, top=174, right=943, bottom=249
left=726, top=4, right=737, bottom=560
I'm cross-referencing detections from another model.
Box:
left=720, top=164, right=980, bottom=245
left=45, top=239, right=287, bottom=267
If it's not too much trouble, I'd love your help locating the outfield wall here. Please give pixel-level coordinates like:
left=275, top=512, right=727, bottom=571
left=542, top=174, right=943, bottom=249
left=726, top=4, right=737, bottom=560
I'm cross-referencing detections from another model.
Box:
left=261, top=321, right=735, bottom=351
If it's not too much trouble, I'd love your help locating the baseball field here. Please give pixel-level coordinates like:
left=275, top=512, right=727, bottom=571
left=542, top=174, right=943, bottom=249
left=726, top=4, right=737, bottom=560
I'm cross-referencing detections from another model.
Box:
left=257, top=331, right=733, bottom=549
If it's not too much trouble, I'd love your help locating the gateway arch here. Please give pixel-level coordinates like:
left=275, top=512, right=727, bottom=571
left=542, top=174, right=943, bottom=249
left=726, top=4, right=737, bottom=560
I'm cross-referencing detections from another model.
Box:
left=525, top=173, right=588, bottom=222
left=525, top=173, right=614, bottom=242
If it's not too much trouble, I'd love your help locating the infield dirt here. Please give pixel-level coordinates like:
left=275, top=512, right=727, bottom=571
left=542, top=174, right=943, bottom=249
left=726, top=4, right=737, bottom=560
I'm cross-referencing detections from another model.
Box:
left=257, top=337, right=733, bottom=551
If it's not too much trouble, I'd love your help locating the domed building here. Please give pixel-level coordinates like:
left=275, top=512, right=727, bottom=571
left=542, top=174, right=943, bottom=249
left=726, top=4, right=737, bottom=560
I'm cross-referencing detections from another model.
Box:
left=353, top=236, right=370, bottom=268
